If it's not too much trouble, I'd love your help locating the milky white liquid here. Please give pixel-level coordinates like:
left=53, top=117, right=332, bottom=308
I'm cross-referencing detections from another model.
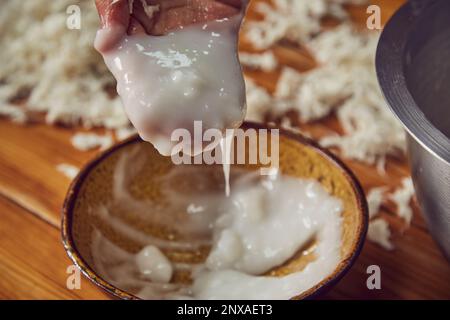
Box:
left=220, top=129, right=234, bottom=197
left=96, top=5, right=248, bottom=197
left=90, top=147, right=343, bottom=300
left=96, top=15, right=246, bottom=157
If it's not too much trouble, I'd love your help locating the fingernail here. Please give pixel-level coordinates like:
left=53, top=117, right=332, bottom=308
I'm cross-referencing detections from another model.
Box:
left=94, top=24, right=126, bottom=53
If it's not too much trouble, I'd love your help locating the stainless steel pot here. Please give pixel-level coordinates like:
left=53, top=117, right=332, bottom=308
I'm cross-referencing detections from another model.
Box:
left=377, top=0, right=450, bottom=259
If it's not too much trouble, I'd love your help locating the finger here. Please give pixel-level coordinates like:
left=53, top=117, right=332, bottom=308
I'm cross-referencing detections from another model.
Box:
left=94, top=0, right=130, bottom=52
left=95, top=0, right=130, bottom=29
left=148, top=0, right=240, bottom=35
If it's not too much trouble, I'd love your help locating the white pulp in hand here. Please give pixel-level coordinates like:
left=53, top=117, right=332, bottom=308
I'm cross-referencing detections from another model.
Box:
left=97, top=17, right=246, bottom=156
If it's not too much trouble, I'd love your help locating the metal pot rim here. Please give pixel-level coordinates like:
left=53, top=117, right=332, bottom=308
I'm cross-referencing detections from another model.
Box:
left=376, top=0, right=450, bottom=164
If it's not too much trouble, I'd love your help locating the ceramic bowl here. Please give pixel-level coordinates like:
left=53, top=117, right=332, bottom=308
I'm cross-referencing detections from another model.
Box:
left=62, top=122, right=368, bottom=300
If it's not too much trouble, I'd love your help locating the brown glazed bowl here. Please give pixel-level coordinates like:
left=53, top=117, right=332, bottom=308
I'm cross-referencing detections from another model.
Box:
left=62, top=121, right=368, bottom=300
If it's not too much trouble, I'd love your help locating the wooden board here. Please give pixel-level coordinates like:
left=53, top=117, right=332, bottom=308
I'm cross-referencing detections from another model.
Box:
left=0, top=0, right=449, bottom=299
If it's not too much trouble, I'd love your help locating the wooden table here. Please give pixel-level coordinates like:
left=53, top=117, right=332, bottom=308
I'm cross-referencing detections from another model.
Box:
left=0, top=0, right=449, bottom=300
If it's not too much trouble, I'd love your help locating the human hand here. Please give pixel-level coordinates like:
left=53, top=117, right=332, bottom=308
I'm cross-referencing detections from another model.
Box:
left=95, top=0, right=243, bottom=52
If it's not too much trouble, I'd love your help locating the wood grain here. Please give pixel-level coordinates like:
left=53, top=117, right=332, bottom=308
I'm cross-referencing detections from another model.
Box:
left=0, top=0, right=449, bottom=299
left=0, top=196, right=108, bottom=299
left=0, top=120, right=101, bottom=227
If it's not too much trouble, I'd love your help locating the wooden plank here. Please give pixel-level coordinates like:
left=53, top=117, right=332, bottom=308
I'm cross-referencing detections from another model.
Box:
left=0, top=0, right=449, bottom=300
left=0, top=195, right=109, bottom=300
left=324, top=210, right=450, bottom=299
left=0, top=119, right=101, bottom=226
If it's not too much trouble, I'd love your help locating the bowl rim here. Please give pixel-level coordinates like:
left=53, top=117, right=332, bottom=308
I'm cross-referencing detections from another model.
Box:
left=376, top=0, right=450, bottom=165
left=61, top=121, right=368, bottom=300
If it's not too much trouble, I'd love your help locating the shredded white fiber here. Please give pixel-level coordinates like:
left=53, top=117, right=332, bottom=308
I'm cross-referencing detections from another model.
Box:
left=115, top=126, right=137, bottom=141
left=390, top=177, right=415, bottom=225
left=245, top=17, right=406, bottom=169
left=368, top=218, right=394, bottom=251
left=56, top=163, right=79, bottom=179
left=71, top=132, right=113, bottom=151
left=314, top=25, right=406, bottom=167
left=0, top=105, right=27, bottom=123
left=366, top=187, right=394, bottom=250
left=240, top=0, right=407, bottom=169
left=280, top=118, right=311, bottom=138
left=0, top=0, right=129, bottom=129
left=365, top=179, right=416, bottom=250
left=244, top=0, right=367, bottom=50
left=239, top=51, right=278, bottom=72
left=274, top=64, right=353, bottom=121
left=367, top=187, right=387, bottom=219
left=244, top=77, right=272, bottom=122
